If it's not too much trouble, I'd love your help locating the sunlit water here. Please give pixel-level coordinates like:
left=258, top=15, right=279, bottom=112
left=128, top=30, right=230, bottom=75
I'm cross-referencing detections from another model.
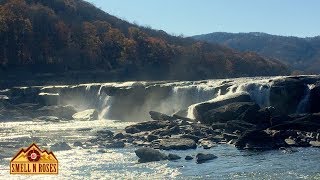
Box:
left=0, top=119, right=320, bottom=179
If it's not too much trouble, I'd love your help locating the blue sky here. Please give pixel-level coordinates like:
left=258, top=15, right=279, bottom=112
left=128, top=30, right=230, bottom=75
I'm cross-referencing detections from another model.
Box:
left=86, top=0, right=319, bottom=37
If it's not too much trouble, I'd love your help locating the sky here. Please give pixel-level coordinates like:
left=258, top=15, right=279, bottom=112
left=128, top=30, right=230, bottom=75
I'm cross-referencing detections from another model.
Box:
left=86, top=0, right=319, bottom=37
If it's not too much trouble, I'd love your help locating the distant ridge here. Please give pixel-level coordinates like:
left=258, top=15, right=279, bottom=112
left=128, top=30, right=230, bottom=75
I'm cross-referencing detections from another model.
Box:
left=193, top=32, right=320, bottom=74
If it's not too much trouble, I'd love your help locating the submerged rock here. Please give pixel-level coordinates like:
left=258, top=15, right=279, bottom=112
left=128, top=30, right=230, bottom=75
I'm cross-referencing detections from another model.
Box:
left=196, top=153, right=217, bottom=164
left=159, top=138, right=196, bottom=150
left=135, top=147, right=167, bottom=163
left=168, top=153, right=181, bottom=161
left=185, top=155, right=193, bottom=160
left=72, top=109, right=98, bottom=121
left=50, top=142, right=72, bottom=151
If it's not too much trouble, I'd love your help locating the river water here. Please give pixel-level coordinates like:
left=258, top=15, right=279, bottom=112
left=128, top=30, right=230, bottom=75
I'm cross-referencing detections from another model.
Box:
left=0, top=118, right=320, bottom=179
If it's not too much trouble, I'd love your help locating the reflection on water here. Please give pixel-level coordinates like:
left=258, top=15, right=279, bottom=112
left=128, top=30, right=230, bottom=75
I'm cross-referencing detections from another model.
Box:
left=0, top=119, right=320, bottom=179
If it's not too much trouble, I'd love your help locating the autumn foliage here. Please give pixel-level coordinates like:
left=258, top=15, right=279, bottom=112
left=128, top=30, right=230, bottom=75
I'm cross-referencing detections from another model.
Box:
left=0, top=0, right=288, bottom=80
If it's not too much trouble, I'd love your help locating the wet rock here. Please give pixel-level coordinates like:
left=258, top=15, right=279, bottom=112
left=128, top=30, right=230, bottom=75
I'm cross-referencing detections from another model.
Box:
left=168, top=153, right=181, bottom=161
left=196, top=153, right=217, bottom=164
left=97, top=129, right=114, bottom=138
left=105, top=141, right=125, bottom=148
left=135, top=147, right=167, bottom=163
left=199, top=140, right=216, bottom=149
left=180, top=134, right=201, bottom=142
left=73, top=141, right=83, bottom=147
left=149, top=111, right=176, bottom=121
left=50, top=142, right=72, bottom=151
left=222, top=133, right=238, bottom=141
left=72, top=109, right=98, bottom=121
left=310, top=82, right=320, bottom=113
left=225, top=120, right=256, bottom=133
left=185, top=155, right=193, bottom=160
left=147, top=134, right=158, bottom=142
left=159, top=138, right=196, bottom=150
left=125, top=120, right=169, bottom=134
left=270, top=78, right=306, bottom=114
left=310, top=141, right=320, bottom=147
left=284, top=138, right=297, bottom=146
left=97, top=149, right=107, bottom=153
left=235, top=130, right=276, bottom=150
left=36, top=116, right=60, bottom=122
left=36, top=105, right=76, bottom=119
left=201, top=102, right=259, bottom=124
left=193, top=92, right=252, bottom=122
left=113, top=132, right=125, bottom=139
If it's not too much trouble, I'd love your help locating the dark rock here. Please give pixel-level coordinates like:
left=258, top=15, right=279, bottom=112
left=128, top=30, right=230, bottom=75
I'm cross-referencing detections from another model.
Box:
left=270, top=78, right=306, bottom=114
left=147, top=134, right=158, bottom=142
left=211, top=123, right=226, bottom=130
left=168, top=153, right=181, bottom=161
left=185, top=155, right=193, bottom=160
left=125, top=120, right=170, bottom=134
left=223, top=133, right=238, bottom=141
left=50, top=142, right=72, bottom=151
left=180, top=134, right=201, bottom=142
left=97, top=129, right=114, bottom=138
left=310, top=82, right=320, bottom=113
left=225, top=120, right=256, bottom=133
left=193, top=92, right=252, bottom=122
left=105, top=141, right=125, bottom=148
left=235, top=130, right=275, bottom=150
left=73, top=141, right=83, bottom=147
left=38, top=93, right=59, bottom=105
left=113, top=133, right=125, bottom=139
left=135, top=148, right=167, bottom=163
left=173, top=109, right=188, bottom=118
left=201, top=102, right=259, bottom=124
left=239, top=106, right=271, bottom=126
left=149, top=111, right=176, bottom=121
left=159, top=138, right=197, bottom=150
left=196, top=153, right=217, bottom=164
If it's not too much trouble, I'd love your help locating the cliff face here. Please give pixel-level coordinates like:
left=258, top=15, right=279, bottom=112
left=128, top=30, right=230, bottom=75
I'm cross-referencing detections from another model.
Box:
left=0, top=0, right=288, bottom=83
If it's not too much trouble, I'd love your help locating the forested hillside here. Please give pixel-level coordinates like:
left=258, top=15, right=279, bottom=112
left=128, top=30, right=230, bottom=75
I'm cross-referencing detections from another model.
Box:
left=0, top=0, right=288, bottom=83
left=193, top=32, right=320, bottom=73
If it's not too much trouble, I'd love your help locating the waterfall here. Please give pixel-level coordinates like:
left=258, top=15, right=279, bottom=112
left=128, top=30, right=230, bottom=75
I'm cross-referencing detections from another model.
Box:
left=296, top=84, right=315, bottom=113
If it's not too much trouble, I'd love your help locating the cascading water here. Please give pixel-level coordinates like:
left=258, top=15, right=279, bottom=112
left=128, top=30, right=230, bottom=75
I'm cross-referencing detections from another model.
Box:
left=296, top=84, right=315, bottom=113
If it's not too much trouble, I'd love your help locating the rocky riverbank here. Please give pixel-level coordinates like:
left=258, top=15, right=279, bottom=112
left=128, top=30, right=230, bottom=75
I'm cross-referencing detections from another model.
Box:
left=1, top=75, right=320, bottom=163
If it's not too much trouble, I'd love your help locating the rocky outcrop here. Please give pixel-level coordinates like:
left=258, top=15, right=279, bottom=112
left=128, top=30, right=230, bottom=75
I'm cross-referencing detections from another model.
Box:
left=193, top=92, right=252, bottom=121
left=36, top=105, right=76, bottom=119
left=309, top=82, right=320, bottom=113
left=125, top=120, right=170, bottom=134
left=270, top=77, right=306, bottom=114
left=149, top=111, right=176, bottom=121
left=72, top=109, right=98, bottom=121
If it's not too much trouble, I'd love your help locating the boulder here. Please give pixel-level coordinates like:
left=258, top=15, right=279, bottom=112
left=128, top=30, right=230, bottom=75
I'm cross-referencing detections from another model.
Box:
left=235, top=130, right=276, bottom=150
left=196, top=153, right=217, bottom=164
left=147, top=134, right=158, bottom=142
left=72, top=109, right=98, bottom=121
left=36, top=105, right=76, bottom=119
left=159, top=138, right=197, bottom=150
left=201, top=102, right=259, bottom=124
left=125, top=120, right=170, bottom=134
left=105, top=141, right=125, bottom=148
left=135, top=148, right=167, bottom=163
left=309, top=82, right=320, bottom=113
left=270, top=78, right=306, bottom=114
left=50, top=142, right=72, bottom=151
left=194, top=92, right=252, bottom=122
left=310, top=141, right=320, bottom=147
left=168, top=153, right=181, bottom=161
left=185, top=155, right=193, bottom=160
left=199, top=140, right=216, bottom=149
left=149, top=111, right=176, bottom=121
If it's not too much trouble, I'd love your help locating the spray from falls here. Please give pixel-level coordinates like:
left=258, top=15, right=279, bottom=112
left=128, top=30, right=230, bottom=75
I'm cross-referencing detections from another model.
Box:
left=296, top=84, right=315, bottom=113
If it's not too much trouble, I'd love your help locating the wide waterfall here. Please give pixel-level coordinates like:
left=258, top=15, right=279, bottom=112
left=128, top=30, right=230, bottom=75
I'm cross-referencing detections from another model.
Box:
left=25, top=76, right=280, bottom=122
